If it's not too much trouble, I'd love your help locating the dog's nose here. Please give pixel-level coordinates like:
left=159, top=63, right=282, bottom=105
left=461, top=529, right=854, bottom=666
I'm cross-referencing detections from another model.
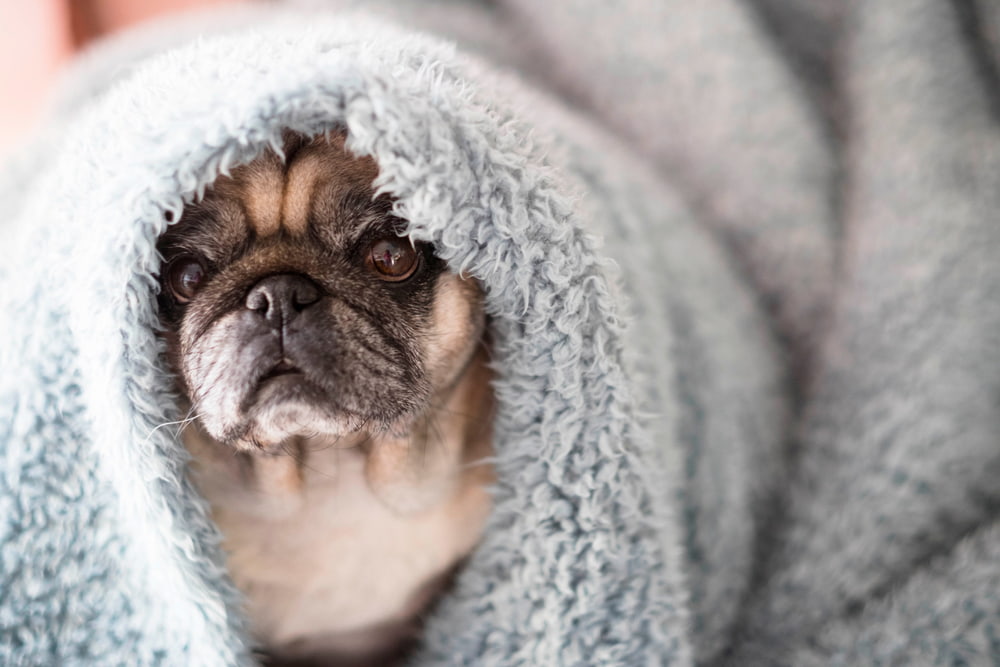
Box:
left=245, top=274, right=321, bottom=327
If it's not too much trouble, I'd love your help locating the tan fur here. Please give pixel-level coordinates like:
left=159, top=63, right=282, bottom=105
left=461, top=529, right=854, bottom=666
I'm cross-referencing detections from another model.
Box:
left=218, top=133, right=380, bottom=239
left=184, top=347, right=493, bottom=662
left=365, top=275, right=488, bottom=515
left=280, top=150, right=325, bottom=236
left=178, top=136, right=494, bottom=664
left=240, top=156, right=285, bottom=236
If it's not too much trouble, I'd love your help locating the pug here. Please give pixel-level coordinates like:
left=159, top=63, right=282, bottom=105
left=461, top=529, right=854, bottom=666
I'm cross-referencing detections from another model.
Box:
left=156, top=131, right=495, bottom=666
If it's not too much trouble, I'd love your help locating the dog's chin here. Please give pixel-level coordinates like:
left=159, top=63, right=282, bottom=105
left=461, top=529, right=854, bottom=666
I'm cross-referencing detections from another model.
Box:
left=199, top=374, right=418, bottom=454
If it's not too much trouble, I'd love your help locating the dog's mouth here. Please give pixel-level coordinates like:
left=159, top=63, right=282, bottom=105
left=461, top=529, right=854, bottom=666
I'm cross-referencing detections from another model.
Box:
left=259, top=359, right=303, bottom=382
left=192, top=336, right=428, bottom=449
left=227, top=358, right=359, bottom=449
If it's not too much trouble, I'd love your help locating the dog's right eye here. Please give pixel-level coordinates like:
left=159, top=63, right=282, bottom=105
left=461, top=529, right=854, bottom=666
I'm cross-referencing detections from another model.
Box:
left=165, top=257, right=207, bottom=303
left=367, top=237, right=420, bottom=282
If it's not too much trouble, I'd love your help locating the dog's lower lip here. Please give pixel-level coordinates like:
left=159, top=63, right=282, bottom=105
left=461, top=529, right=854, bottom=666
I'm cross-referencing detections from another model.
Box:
left=261, top=360, right=302, bottom=381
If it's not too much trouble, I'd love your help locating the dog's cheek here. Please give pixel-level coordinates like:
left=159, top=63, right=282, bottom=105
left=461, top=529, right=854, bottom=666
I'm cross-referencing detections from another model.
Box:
left=422, top=273, right=484, bottom=390
left=181, top=312, right=282, bottom=439
left=296, top=301, right=429, bottom=419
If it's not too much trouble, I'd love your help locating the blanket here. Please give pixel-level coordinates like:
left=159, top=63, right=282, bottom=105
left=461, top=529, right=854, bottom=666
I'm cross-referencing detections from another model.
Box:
left=0, top=7, right=783, bottom=666
left=2, top=1, right=999, bottom=665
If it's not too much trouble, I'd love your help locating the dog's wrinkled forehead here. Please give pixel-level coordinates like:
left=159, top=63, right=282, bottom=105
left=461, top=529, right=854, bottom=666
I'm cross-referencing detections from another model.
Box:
left=165, top=132, right=392, bottom=262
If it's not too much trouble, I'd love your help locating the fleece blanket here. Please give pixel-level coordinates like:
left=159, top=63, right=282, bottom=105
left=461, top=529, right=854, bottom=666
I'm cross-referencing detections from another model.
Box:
left=2, top=1, right=999, bottom=666
left=473, top=2, right=1000, bottom=664
left=0, top=6, right=784, bottom=666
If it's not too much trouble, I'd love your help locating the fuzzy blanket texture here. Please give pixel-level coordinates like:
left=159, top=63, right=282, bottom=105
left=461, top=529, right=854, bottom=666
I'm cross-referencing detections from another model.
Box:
left=1, top=1, right=999, bottom=665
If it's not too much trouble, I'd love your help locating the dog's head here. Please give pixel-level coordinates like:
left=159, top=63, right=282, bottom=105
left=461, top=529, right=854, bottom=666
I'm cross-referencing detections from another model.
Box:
left=156, top=132, right=485, bottom=454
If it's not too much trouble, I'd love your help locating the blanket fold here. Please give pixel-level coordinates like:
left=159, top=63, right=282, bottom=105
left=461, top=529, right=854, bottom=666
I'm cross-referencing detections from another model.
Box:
left=726, top=2, right=1000, bottom=663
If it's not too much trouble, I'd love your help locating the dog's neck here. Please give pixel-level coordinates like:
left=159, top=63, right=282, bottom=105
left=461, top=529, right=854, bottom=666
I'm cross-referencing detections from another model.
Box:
left=182, top=347, right=494, bottom=663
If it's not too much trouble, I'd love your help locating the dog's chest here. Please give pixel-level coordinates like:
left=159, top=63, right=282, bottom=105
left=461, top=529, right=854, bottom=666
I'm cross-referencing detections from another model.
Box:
left=186, top=439, right=492, bottom=660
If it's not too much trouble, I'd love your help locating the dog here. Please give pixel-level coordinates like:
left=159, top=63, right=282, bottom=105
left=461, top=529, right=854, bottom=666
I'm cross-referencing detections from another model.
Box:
left=155, top=131, right=495, bottom=666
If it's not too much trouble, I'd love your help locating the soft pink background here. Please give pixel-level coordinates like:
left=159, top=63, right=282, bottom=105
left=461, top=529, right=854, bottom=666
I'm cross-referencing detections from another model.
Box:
left=0, top=0, right=234, bottom=157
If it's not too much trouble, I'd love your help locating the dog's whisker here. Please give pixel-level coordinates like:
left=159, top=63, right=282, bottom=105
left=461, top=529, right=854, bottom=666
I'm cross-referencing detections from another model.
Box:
left=460, top=455, right=500, bottom=471
left=144, top=414, right=202, bottom=445
left=279, top=439, right=335, bottom=480
left=422, top=414, right=449, bottom=459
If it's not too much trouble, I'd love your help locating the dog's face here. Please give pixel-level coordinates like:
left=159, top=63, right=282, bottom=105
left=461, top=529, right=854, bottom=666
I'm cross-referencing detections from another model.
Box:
left=156, top=132, right=485, bottom=454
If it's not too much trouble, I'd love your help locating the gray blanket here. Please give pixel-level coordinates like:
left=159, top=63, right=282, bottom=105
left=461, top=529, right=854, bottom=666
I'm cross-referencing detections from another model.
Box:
left=2, top=1, right=999, bottom=665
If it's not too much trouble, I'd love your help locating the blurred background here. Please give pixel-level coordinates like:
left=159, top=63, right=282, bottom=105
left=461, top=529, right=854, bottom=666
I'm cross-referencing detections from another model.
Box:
left=0, top=0, right=237, bottom=158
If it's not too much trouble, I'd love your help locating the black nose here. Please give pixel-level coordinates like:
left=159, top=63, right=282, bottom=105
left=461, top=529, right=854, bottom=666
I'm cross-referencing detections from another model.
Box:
left=245, top=274, right=321, bottom=327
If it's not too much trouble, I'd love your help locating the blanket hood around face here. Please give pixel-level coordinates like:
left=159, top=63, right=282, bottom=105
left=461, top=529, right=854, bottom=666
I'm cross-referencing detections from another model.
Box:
left=0, top=12, right=785, bottom=666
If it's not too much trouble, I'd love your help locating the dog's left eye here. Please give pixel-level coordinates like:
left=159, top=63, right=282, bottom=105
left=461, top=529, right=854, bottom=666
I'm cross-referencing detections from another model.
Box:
left=165, top=257, right=207, bottom=303
left=367, top=238, right=420, bottom=282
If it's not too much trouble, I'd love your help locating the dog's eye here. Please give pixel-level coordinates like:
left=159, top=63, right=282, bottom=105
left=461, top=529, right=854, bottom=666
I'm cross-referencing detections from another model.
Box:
left=367, top=238, right=419, bottom=282
left=166, top=257, right=207, bottom=303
